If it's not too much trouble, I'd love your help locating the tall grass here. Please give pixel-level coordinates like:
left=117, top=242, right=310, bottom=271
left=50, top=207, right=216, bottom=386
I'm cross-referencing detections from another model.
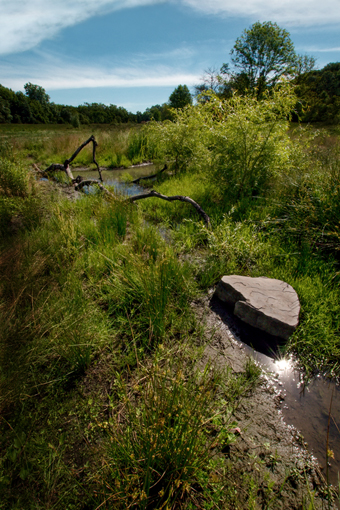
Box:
left=103, top=355, right=236, bottom=509
left=0, top=106, right=338, bottom=507
left=0, top=123, right=146, bottom=169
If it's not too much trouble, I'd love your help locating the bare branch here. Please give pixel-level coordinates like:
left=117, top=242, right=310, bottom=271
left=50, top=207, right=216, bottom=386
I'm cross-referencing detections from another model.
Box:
left=129, top=190, right=211, bottom=227
left=132, top=164, right=168, bottom=184
left=43, top=135, right=102, bottom=182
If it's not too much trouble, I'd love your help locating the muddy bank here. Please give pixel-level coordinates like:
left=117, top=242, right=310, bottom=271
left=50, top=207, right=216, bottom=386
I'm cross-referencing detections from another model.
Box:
left=194, top=294, right=337, bottom=509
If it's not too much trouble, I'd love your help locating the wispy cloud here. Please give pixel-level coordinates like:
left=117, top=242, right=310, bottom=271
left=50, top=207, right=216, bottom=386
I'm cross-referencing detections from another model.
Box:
left=183, top=0, right=340, bottom=26
left=1, top=0, right=340, bottom=56
left=0, top=0, right=161, bottom=55
left=0, top=55, right=199, bottom=91
left=307, top=47, right=340, bottom=53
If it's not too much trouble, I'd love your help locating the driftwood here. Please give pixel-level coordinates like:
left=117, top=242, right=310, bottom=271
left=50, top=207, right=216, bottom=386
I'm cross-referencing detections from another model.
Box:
left=41, top=135, right=103, bottom=183
left=132, top=164, right=167, bottom=184
left=34, top=137, right=210, bottom=226
left=129, top=190, right=211, bottom=227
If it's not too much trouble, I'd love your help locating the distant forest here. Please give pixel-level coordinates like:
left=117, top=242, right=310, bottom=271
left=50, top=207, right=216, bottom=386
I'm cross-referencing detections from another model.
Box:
left=0, top=62, right=339, bottom=126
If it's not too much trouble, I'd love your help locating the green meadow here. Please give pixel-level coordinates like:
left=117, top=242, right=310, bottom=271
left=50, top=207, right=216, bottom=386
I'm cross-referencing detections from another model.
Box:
left=1, top=85, right=340, bottom=508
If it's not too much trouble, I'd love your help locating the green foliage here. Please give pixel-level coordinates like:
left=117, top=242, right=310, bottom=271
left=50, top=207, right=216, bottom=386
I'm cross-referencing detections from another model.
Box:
left=0, top=158, right=29, bottom=197
left=271, top=139, right=340, bottom=255
left=168, top=84, right=193, bottom=109
left=0, top=96, right=12, bottom=123
left=0, top=120, right=338, bottom=508
left=229, top=21, right=297, bottom=96
left=24, top=83, right=50, bottom=105
left=294, top=62, right=340, bottom=123
left=211, top=85, right=297, bottom=200
left=0, top=154, right=41, bottom=238
left=146, top=83, right=297, bottom=199
left=294, top=54, right=317, bottom=77
left=145, top=101, right=214, bottom=174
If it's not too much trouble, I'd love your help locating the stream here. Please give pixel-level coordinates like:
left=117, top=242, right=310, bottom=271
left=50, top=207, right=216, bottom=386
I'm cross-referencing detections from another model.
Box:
left=211, top=296, right=340, bottom=489
left=79, top=165, right=340, bottom=488
left=247, top=340, right=340, bottom=487
left=76, top=163, right=157, bottom=196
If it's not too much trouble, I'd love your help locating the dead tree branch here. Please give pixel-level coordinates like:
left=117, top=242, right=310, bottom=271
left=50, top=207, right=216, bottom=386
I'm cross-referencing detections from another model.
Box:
left=129, top=190, right=211, bottom=227
left=42, top=135, right=102, bottom=183
left=44, top=163, right=75, bottom=181
left=132, top=164, right=168, bottom=184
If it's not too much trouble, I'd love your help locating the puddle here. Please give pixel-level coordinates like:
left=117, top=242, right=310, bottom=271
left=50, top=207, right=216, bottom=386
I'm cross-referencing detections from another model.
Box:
left=210, top=296, right=340, bottom=487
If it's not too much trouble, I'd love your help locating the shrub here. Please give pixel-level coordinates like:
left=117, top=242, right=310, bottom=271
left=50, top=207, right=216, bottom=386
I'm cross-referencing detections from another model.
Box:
left=211, top=85, right=296, bottom=200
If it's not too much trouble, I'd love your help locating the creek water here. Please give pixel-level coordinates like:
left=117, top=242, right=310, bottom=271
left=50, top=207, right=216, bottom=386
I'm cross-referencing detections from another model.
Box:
left=211, top=297, right=340, bottom=489
left=251, top=346, right=340, bottom=487
left=76, top=164, right=157, bottom=196
left=80, top=166, right=340, bottom=488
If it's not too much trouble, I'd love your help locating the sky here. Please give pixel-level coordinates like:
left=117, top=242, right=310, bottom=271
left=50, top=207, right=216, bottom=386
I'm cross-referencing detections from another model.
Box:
left=1, top=0, right=340, bottom=113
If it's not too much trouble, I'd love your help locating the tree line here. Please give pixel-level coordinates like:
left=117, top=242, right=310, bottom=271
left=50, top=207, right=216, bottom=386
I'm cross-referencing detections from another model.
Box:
left=1, top=22, right=339, bottom=126
left=0, top=82, right=138, bottom=126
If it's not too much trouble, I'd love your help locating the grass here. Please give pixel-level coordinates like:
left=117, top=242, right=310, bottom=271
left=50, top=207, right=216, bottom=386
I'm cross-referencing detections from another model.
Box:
left=136, top=125, right=340, bottom=379
left=101, top=353, right=236, bottom=509
left=0, top=123, right=146, bottom=170
left=0, top=120, right=339, bottom=508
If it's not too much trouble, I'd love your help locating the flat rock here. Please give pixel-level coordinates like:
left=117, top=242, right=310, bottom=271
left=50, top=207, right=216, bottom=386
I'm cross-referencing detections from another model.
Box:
left=214, top=275, right=300, bottom=340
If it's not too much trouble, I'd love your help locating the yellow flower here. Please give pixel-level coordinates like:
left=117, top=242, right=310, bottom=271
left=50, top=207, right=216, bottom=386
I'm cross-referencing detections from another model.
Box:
left=327, top=449, right=335, bottom=459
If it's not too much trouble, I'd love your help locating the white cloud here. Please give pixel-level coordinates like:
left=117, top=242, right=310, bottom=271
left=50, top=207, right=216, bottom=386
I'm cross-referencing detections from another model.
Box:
left=308, top=47, right=340, bottom=52
left=182, top=0, right=340, bottom=26
left=0, top=56, right=199, bottom=91
left=0, top=0, right=160, bottom=55
left=1, top=0, right=340, bottom=56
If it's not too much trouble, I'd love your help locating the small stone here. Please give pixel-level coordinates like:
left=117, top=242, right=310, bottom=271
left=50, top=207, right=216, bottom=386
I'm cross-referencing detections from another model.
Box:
left=214, top=275, right=300, bottom=340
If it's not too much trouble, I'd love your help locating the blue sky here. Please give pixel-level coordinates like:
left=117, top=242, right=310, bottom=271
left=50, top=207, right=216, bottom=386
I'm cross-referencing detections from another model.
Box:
left=1, top=0, right=340, bottom=113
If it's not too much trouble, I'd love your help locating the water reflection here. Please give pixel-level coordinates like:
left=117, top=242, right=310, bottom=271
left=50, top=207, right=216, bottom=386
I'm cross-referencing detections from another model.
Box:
left=210, top=295, right=340, bottom=487
left=76, top=164, right=156, bottom=197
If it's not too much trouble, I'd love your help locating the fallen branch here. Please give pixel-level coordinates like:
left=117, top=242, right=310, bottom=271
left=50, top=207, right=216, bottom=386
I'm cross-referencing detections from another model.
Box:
left=42, top=135, right=103, bottom=183
left=132, top=164, right=167, bottom=184
left=129, top=190, right=211, bottom=227
left=64, top=135, right=102, bottom=182
left=44, top=162, right=75, bottom=181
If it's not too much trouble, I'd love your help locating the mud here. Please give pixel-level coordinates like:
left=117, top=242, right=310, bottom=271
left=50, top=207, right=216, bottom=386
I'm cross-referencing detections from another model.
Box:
left=194, top=293, right=337, bottom=509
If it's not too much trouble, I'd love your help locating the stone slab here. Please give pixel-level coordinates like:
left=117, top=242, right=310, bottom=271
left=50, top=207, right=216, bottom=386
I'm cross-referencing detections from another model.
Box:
left=214, top=275, right=300, bottom=340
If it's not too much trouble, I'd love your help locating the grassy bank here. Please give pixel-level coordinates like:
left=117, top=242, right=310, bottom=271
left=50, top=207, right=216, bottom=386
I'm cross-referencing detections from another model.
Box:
left=138, top=167, right=340, bottom=378
left=136, top=89, right=340, bottom=379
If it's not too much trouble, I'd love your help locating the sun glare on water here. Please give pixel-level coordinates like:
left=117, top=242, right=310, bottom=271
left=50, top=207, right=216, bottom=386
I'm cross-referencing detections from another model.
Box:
left=274, top=357, right=293, bottom=372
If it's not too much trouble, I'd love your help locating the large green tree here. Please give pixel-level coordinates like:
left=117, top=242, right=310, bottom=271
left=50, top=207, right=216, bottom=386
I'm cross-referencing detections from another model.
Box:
left=228, top=21, right=297, bottom=96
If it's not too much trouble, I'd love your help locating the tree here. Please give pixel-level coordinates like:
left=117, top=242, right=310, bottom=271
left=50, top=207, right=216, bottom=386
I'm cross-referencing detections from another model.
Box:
left=293, top=54, right=317, bottom=77
left=294, top=62, right=340, bottom=122
left=168, top=85, right=192, bottom=109
left=228, top=21, right=297, bottom=96
left=24, top=83, right=50, bottom=105
left=194, top=67, right=221, bottom=97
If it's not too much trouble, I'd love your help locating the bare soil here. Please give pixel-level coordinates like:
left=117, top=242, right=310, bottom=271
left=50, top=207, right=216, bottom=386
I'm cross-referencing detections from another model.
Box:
left=193, top=292, right=336, bottom=509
